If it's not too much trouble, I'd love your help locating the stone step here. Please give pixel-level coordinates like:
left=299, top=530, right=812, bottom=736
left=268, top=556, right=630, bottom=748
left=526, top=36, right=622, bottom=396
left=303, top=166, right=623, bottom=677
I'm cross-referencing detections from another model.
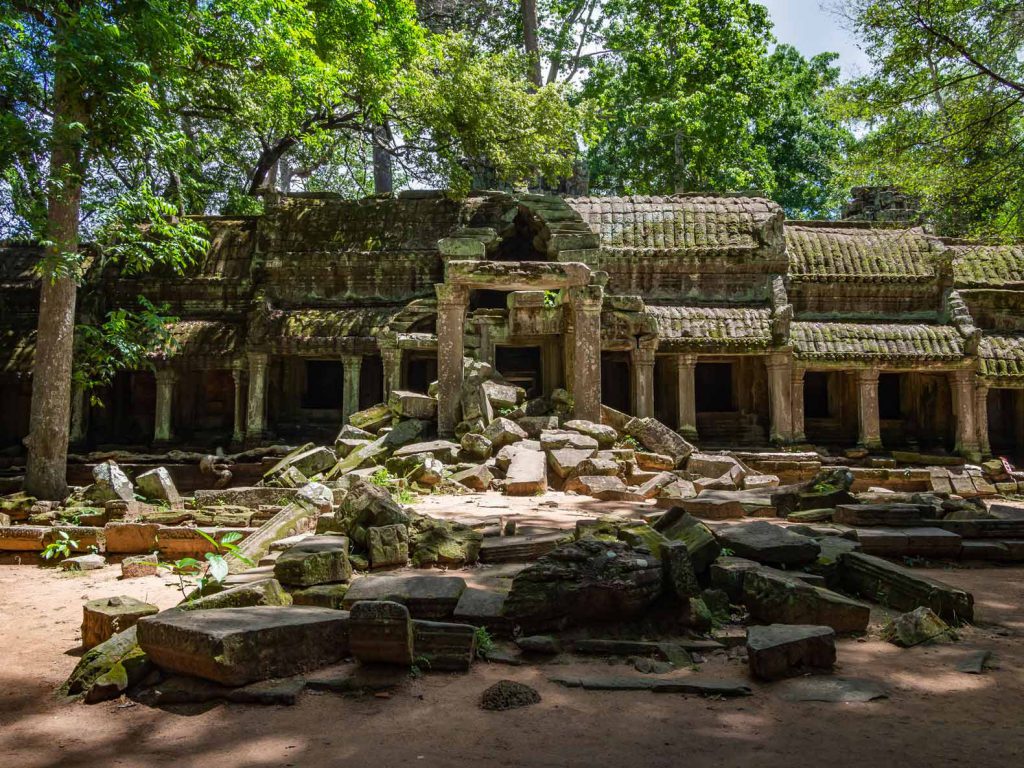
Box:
left=742, top=567, right=871, bottom=634
left=855, top=526, right=963, bottom=558
left=834, top=504, right=936, bottom=526
left=933, top=519, right=1024, bottom=539
left=839, top=551, right=973, bottom=624
left=341, top=573, right=467, bottom=619
left=412, top=620, right=477, bottom=671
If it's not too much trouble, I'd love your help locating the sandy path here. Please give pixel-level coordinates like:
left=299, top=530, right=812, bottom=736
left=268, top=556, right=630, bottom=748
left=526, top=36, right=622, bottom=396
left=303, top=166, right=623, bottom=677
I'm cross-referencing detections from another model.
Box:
left=0, top=563, right=1021, bottom=768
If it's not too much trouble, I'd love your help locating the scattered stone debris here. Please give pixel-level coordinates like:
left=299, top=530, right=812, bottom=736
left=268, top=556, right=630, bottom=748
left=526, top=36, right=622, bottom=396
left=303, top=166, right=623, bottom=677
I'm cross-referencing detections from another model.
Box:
left=480, top=680, right=541, bottom=711
left=881, top=607, right=958, bottom=647
left=746, top=624, right=836, bottom=680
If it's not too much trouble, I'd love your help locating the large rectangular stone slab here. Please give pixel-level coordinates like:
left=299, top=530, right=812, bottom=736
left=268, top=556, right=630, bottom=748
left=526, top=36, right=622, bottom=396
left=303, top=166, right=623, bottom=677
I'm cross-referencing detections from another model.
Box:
left=341, top=574, right=467, bottom=619
left=273, top=535, right=351, bottom=587
left=746, top=624, right=836, bottom=681
left=742, top=568, right=870, bottom=633
left=137, top=606, right=350, bottom=686
left=833, top=504, right=932, bottom=526
left=349, top=600, right=413, bottom=665
left=412, top=620, right=477, bottom=671
left=504, top=449, right=547, bottom=496
left=840, top=551, right=974, bottom=623
left=479, top=532, right=571, bottom=563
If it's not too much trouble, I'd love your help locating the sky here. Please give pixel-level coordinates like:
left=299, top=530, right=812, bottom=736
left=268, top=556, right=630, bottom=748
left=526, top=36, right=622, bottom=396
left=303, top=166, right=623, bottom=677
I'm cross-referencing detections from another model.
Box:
left=761, top=0, right=871, bottom=79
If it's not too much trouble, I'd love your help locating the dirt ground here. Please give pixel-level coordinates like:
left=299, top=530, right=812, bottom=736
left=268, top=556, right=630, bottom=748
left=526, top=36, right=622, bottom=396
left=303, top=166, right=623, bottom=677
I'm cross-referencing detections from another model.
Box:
left=1, top=557, right=1022, bottom=768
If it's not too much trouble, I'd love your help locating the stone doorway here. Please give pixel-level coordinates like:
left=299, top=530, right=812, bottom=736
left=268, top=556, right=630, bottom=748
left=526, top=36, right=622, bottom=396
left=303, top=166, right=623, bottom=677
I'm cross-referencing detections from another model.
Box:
left=879, top=372, right=955, bottom=452
left=601, top=351, right=631, bottom=413
left=803, top=371, right=858, bottom=445
left=403, top=352, right=436, bottom=395
left=988, top=387, right=1024, bottom=459
left=695, top=358, right=769, bottom=446
left=89, top=371, right=155, bottom=446
left=175, top=370, right=235, bottom=444
left=496, top=345, right=543, bottom=399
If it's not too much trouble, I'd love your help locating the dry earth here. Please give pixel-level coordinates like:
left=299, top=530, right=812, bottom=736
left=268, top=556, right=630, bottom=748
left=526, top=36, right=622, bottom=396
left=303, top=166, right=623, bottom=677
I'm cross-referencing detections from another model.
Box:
left=1, top=540, right=1022, bottom=767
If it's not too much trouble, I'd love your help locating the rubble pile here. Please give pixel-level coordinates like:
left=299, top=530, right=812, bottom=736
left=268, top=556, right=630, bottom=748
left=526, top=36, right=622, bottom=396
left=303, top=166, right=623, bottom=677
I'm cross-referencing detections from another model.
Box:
left=0, top=357, right=1015, bottom=708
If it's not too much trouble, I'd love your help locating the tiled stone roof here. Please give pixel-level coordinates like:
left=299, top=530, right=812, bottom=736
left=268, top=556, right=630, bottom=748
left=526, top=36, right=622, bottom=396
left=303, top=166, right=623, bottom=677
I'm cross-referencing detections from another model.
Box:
left=792, top=321, right=964, bottom=361
left=979, top=334, right=1024, bottom=379
left=647, top=305, right=773, bottom=350
left=154, top=321, right=242, bottom=360
left=786, top=225, right=942, bottom=282
left=262, top=307, right=403, bottom=352
left=952, top=244, right=1024, bottom=288
left=565, top=195, right=783, bottom=255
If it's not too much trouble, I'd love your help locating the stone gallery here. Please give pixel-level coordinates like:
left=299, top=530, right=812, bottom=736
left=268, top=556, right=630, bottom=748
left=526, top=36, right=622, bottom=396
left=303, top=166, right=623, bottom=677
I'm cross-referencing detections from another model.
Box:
left=3, top=187, right=1023, bottom=461
left=0, top=187, right=1019, bottom=708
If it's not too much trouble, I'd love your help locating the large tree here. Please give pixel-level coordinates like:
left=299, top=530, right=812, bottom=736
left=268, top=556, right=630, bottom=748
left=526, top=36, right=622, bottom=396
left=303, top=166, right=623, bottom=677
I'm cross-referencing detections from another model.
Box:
left=839, top=0, right=1024, bottom=237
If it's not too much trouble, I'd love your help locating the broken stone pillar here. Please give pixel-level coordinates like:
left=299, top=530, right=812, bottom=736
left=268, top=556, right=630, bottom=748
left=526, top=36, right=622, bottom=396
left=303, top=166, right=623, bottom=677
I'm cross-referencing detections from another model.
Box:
left=341, top=354, right=362, bottom=424
left=632, top=343, right=656, bottom=418
left=856, top=368, right=882, bottom=450
left=791, top=364, right=806, bottom=442
left=380, top=340, right=403, bottom=399
left=765, top=353, right=793, bottom=444
left=974, top=382, right=990, bottom=458
left=436, top=284, right=468, bottom=437
left=568, top=285, right=603, bottom=423
left=231, top=363, right=246, bottom=445
left=674, top=354, right=698, bottom=441
left=246, top=352, right=269, bottom=443
left=153, top=368, right=176, bottom=443
left=951, top=369, right=980, bottom=462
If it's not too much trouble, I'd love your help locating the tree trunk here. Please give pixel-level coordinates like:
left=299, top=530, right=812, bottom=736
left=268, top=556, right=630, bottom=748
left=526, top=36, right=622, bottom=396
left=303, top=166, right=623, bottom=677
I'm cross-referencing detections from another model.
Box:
left=372, top=123, right=393, bottom=194
left=521, top=0, right=543, bottom=89
left=24, top=33, right=87, bottom=501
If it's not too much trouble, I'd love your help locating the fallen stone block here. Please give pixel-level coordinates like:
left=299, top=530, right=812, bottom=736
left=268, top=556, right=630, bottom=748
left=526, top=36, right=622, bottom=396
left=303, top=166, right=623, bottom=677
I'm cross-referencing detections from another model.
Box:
left=137, top=606, right=350, bottom=686
left=388, top=390, right=437, bottom=420
left=392, top=440, right=461, bottom=463
left=746, top=624, right=836, bottom=681
left=688, top=453, right=744, bottom=479
left=833, top=503, right=931, bottom=526
left=483, top=417, right=528, bottom=450
left=662, top=540, right=701, bottom=598
left=349, top=600, right=414, bottom=665
left=564, top=474, right=627, bottom=499
left=881, top=606, right=958, bottom=647
left=479, top=532, right=571, bottom=563
left=674, top=496, right=745, bottom=520
left=82, top=596, right=159, bottom=650
left=451, top=464, right=494, bottom=491
left=460, top=432, right=493, bottom=461
left=714, top=521, right=821, bottom=566
left=635, top=452, right=675, bottom=471
left=547, top=447, right=597, bottom=479
left=292, top=583, right=350, bottom=609
left=135, top=467, right=182, bottom=506
left=539, top=429, right=599, bottom=452
left=654, top=509, right=721, bottom=573
left=562, top=419, right=618, bottom=448
left=349, top=403, right=392, bottom=432
left=181, top=579, right=292, bottom=611
left=60, top=626, right=151, bottom=703
left=85, top=461, right=135, bottom=504
left=0, top=525, right=48, bottom=551
left=412, top=620, right=477, bottom=671
left=369, top=524, right=409, bottom=569
left=273, top=535, right=351, bottom=587
left=625, top=417, right=694, bottom=466
left=709, top=556, right=762, bottom=602
left=839, top=551, right=973, bottom=623
left=516, top=416, right=559, bottom=438
left=341, top=573, right=467, bottom=619
left=121, top=554, right=158, bottom=578
left=62, top=553, right=106, bottom=571
left=743, top=568, right=870, bottom=633
left=265, top=445, right=337, bottom=482
left=453, top=587, right=511, bottom=636
left=504, top=448, right=547, bottom=496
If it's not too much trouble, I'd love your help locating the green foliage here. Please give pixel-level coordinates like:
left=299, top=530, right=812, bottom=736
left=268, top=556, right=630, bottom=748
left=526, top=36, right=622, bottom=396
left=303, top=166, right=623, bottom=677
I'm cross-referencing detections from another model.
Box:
left=839, top=0, right=1024, bottom=238
left=542, top=289, right=561, bottom=308
left=72, top=297, right=178, bottom=405
left=474, top=626, right=495, bottom=658
left=371, top=466, right=418, bottom=504
left=41, top=530, right=78, bottom=562
left=618, top=435, right=640, bottom=450
left=150, top=530, right=253, bottom=603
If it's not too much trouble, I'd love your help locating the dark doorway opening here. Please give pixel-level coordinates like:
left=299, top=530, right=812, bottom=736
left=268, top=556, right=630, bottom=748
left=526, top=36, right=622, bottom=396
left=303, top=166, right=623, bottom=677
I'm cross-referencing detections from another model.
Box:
left=654, top=357, right=677, bottom=427
left=878, top=373, right=902, bottom=419
left=988, top=388, right=1023, bottom=456
left=601, top=351, right=631, bottom=413
left=696, top=362, right=734, bottom=412
left=303, top=360, right=343, bottom=409
left=496, top=345, right=542, bottom=399
left=360, top=354, right=384, bottom=408
left=404, top=353, right=437, bottom=395
left=804, top=372, right=831, bottom=418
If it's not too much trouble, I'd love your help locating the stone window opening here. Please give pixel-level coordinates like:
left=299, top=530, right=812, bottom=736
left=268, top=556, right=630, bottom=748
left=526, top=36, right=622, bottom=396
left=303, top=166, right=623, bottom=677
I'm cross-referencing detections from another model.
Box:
left=302, top=360, right=344, bottom=410
left=469, top=289, right=510, bottom=311
left=404, top=353, right=437, bottom=395
left=359, top=354, right=384, bottom=409
left=490, top=209, right=548, bottom=262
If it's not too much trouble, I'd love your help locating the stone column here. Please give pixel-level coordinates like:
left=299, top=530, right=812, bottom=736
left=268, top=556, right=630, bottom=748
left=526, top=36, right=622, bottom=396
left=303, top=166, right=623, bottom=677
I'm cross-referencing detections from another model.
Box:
left=568, top=285, right=603, bottom=423
left=153, top=368, right=177, bottom=443
left=632, top=344, right=656, bottom=418
left=674, top=354, right=698, bottom=440
left=975, top=383, right=990, bottom=458
left=765, top=353, right=793, bottom=444
left=856, top=368, right=882, bottom=450
left=436, top=284, right=468, bottom=437
left=341, top=354, right=363, bottom=423
left=951, top=369, right=980, bottom=461
left=791, top=364, right=806, bottom=443
left=231, top=363, right=246, bottom=445
left=379, top=341, right=403, bottom=400
left=245, top=352, right=269, bottom=443
left=69, top=383, right=87, bottom=445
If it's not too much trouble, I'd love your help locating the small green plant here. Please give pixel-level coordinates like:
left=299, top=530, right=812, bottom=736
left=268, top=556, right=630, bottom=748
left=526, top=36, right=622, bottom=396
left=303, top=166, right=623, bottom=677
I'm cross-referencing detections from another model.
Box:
left=811, top=481, right=837, bottom=494
left=543, top=289, right=561, bottom=308
left=474, top=627, right=494, bottom=658
left=410, top=655, right=432, bottom=678
left=150, top=530, right=253, bottom=603
left=618, top=435, right=640, bottom=450
left=371, top=467, right=393, bottom=487
left=497, top=406, right=514, bottom=417
left=719, top=547, right=735, bottom=557
left=41, top=530, right=78, bottom=561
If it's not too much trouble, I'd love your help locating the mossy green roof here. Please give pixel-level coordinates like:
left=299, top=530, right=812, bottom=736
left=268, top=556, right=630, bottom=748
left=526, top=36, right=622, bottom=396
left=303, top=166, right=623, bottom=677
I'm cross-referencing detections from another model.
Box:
left=786, top=225, right=942, bottom=282
left=565, top=195, right=783, bottom=255
left=979, top=334, right=1024, bottom=379
left=153, top=321, right=242, bottom=360
left=792, top=321, right=964, bottom=361
left=647, top=305, right=773, bottom=350
left=952, top=244, right=1024, bottom=288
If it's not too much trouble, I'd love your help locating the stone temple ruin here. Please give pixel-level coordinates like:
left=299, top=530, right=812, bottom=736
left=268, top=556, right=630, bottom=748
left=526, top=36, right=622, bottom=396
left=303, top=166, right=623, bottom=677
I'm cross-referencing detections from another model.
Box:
left=0, top=187, right=1021, bottom=706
